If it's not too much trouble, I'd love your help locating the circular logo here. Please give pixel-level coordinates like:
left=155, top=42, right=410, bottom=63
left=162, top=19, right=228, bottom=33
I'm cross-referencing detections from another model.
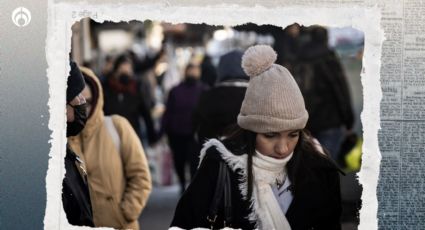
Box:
left=12, top=7, right=31, bottom=27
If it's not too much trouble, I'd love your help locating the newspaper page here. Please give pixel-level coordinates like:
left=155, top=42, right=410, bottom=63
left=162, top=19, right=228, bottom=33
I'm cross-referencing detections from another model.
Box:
left=375, top=0, right=425, bottom=229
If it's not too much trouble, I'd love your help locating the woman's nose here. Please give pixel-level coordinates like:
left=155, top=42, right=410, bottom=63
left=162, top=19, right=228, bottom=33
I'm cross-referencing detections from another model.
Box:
left=275, top=140, right=289, bottom=156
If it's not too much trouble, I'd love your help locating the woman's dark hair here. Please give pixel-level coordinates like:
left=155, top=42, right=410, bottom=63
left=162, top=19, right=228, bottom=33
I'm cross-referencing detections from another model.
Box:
left=222, top=125, right=257, bottom=199
left=112, top=54, right=132, bottom=73
left=222, top=125, right=337, bottom=199
left=184, top=63, right=199, bottom=76
left=309, top=25, right=328, bottom=47
left=288, top=129, right=339, bottom=194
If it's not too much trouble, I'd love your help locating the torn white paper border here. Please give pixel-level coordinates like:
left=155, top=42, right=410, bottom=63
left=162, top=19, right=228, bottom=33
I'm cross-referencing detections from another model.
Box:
left=45, top=2, right=384, bottom=229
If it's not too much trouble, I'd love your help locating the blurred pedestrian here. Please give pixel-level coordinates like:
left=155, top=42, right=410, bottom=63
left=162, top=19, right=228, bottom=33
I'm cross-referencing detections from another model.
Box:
left=171, top=45, right=342, bottom=230
left=62, top=61, right=94, bottom=227
left=293, top=26, right=354, bottom=161
left=161, top=63, right=208, bottom=193
left=68, top=67, right=152, bottom=230
left=193, top=49, right=249, bottom=144
left=200, top=54, right=217, bottom=87
left=129, top=48, right=165, bottom=109
left=98, top=55, right=114, bottom=83
left=279, top=23, right=302, bottom=71
left=103, top=54, right=157, bottom=145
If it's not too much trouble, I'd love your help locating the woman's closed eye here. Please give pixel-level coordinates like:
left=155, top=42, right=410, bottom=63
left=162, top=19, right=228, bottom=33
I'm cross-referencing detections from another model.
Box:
left=289, top=131, right=300, bottom=138
left=264, top=132, right=278, bottom=138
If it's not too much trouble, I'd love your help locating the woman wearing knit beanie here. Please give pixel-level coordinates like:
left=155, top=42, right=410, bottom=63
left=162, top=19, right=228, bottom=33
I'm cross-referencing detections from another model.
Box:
left=171, top=45, right=342, bottom=230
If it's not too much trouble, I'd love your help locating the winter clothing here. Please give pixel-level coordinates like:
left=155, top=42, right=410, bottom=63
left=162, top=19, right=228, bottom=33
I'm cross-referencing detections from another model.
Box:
left=201, top=55, right=218, bottom=87
left=193, top=50, right=249, bottom=144
left=103, top=73, right=157, bottom=144
left=216, top=50, right=249, bottom=83
left=68, top=68, right=152, bottom=230
left=161, top=79, right=208, bottom=136
left=63, top=61, right=94, bottom=227
left=172, top=45, right=341, bottom=230
left=171, top=139, right=342, bottom=230
left=66, top=103, right=88, bottom=137
left=161, top=78, right=208, bottom=191
left=67, top=61, right=86, bottom=103
left=62, top=146, right=94, bottom=227
left=251, top=150, right=293, bottom=229
left=238, top=45, right=309, bottom=133
left=131, top=50, right=164, bottom=109
left=315, top=127, right=345, bottom=160
left=292, top=27, right=354, bottom=159
left=193, top=81, right=248, bottom=143
left=295, top=50, right=354, bottom=135
left=167, top=133, right=199, bottom=190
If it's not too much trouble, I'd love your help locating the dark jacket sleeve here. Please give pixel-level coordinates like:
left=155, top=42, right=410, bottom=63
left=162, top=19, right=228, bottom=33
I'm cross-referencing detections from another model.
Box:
left=139, top=95, right=157, bottom=144
left=170, top=150, right=221, bottom=229
left=316, top=169, right=342, bottom=230
left=159, top=89, right=175, bottom=138
left=62, top=148, right=95, bottom=227
left=134, top=49, right=164, bottom=74
left=322, top=52, right=354, bottom=130
left=192, top=91, right=207, bottom=142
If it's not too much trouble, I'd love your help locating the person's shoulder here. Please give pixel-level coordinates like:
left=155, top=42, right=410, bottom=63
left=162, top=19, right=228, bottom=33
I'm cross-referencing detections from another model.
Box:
left=65, top=146, right=78, bottom=161
left=108, top=115, right=133, bottom=132
left=200, top=82, right=210, bottom=91
left=198, top=88, right=214, bottom=101
left=109, top=114, right=128, bottom=124
left=202, top=143, right=225, bottom=163
left=200, top=138, right=240, bottom=165
left=169, top=84, right=183, bottom=95
left=323, top=50, right=341, bottom=63
left=296, top=151, right=342, bottom=188
left=303, top=150, right=340, bottom=173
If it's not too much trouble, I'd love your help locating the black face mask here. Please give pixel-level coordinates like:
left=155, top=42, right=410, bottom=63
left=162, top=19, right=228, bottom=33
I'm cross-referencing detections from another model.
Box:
left=118, top=74, right=132, bottom=85
left=66, top=103, right=88, bottom=137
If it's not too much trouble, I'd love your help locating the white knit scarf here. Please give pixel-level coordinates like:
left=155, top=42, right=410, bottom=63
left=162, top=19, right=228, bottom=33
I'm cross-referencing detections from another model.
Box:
left=252, top=150, right=293, bottom=230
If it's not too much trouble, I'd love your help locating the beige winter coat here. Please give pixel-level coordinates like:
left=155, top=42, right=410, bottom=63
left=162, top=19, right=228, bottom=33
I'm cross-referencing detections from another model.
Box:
left=68, top=67, right=152, bottom=230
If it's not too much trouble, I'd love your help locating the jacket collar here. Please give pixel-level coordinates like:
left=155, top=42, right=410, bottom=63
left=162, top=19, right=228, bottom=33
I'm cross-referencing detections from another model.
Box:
left=200, top=139, right=282, bottom=228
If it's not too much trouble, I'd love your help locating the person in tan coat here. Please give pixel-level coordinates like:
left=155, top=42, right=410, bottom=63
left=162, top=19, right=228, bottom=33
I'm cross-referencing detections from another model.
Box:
left=68, top=66, right=152, bottom=230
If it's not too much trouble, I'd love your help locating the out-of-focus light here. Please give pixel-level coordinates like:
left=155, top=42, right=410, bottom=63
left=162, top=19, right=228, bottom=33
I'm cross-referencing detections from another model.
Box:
left=155, top=62, right=168, bottom=76
left=98, top=30, right=133, bottom=53
left=214, top=29, right=228, bottom=41
left=147, top=22, right=164, bottom=50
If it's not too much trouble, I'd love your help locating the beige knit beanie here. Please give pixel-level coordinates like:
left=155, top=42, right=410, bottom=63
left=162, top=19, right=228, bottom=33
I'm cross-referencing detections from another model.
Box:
left=237, top=45, right=309, bottom=133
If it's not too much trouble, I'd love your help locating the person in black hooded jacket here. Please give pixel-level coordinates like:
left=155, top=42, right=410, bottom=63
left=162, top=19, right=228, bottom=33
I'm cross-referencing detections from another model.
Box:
left=62, top=61, right=94, bottom=227
left=292, top=26, right=354, bottom=161
left=102, top=54, right=157, bottom=145
left=193, top=49, right=249, bottom=145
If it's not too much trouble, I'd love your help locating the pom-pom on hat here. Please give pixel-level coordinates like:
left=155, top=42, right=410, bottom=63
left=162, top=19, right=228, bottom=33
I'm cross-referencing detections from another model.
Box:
left=237, top=45, right=309, bottom=133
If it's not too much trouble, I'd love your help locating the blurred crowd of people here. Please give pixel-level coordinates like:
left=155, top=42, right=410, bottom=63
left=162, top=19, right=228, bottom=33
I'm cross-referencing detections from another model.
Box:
left=63, top=23, right=358, bottom=229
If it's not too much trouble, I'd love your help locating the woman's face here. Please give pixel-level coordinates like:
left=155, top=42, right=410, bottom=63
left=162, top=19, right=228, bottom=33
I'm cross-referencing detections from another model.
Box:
left=81, top=85, right=93, bottom=117
left=255, top=130, right=301, bottom=159
left=117, top=61, right=133, bottom=76
left=186, top=65, right=201, bottom=79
